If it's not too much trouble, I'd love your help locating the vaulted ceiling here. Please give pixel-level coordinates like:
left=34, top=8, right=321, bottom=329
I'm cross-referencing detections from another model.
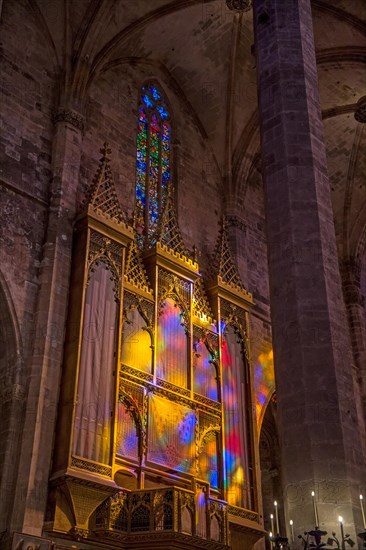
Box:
left=30, top=0, right=366, bottom=266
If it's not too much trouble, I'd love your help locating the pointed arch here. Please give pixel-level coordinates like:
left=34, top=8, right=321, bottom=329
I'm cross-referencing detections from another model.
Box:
left=0, top=271, right=23, bottom=530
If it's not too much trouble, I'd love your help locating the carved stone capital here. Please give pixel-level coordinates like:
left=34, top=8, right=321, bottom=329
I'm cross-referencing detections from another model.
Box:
left=225, top=215, right=246, bottom=233
left=354, top=96, right=366, bottom=123
left=53, top=108, right=85, bottom=131
left=226, top=0, right=252, bottom=12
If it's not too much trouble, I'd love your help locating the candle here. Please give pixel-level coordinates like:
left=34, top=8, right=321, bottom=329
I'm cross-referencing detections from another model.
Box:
left=290, top=519, right=294, bottom=542
left=361, top=495, right=366, bottom=529
left=339, top=516, right=344, bottom=543
left=311, top=491, right=319, bottom=527
left=274, top=501, right=279, bottom=534
left=270, top=513, right=275, bottom=537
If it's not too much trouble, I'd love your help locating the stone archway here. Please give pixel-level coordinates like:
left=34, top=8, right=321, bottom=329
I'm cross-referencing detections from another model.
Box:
left=0, top=276, right=23, bottom=533
left=259, top=395, right=285, bottom=546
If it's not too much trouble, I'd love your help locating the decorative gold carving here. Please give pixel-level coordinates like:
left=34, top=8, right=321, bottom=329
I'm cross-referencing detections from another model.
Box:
left=123, top=291, right=155, bottom=342
left=220, top=300, right=249, bottom=360
left=120, top=364, right=154, bottom=384
left=153, top=189, right=187, bottom=256
left=92, top=487, right=229, bottom=548
left=193, top=325, right=220, bottom=385
left=69, top=527, right=89, bottom=540
left=158, top=268, right=191, bottom=333
left=119, top=379, right=146, bottom=458
left=85, top=143, right=127, bottom=224
left=124, top=239, right=153, bottom=296
left=228, top=504, right=259, bottom=522
left=88, top=230, right=123, bottom=300
left=209, top=218, right=247, bottom=292
left=194, top=393, right=221, bottom=413
left=193, top=277, right=215, bottom=324
left=120, top=365, right=221, bottom=414
left=156, top=377, right=191, bottom=398
left=70, top=456, right=112, bottom=477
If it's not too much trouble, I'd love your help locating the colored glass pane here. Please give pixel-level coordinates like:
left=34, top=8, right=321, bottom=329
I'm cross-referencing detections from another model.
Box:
left=148, top=113, right=160, bottom=240
left=156, top=105, right=169, bottom=120
left=161, top=122, right=171, bottom=206
left=134, top=83, right=171, bottom=245
left=136, top=107, right=147, bottom=237
left=149, top=85, right=161, bottom=100
left=142, top=93, right=154, bottom=108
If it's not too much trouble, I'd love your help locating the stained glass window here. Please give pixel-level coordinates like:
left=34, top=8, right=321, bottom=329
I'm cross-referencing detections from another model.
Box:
left=135, top=83, right=171, bottom=245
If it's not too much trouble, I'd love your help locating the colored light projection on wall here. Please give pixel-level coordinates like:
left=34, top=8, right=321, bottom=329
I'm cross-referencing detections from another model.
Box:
left=147, top=394, right=196, bottom=473
left=121, top=306, right=152, bottom=373
left=135, top=83, right=171, bottom=243
left=156, top=297, right=187, bottom=388
left=193, top=338, right=218, bottom=401
left=116, top=401, right=139, bottom=461
left=73, top=263, right=116, bottom=464
left=221, top=327, right=252, bottom=509
left=254, top=349, right=275, bottom=431
left=198, top=433, right=219, bottom=488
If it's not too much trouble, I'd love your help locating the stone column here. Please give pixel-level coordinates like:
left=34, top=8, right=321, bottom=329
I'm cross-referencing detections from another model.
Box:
left=10, top=109, right=84, bottom=535
left=253, top=0, right=365, bottom=540
left=341, top=259, right=366, bottom=452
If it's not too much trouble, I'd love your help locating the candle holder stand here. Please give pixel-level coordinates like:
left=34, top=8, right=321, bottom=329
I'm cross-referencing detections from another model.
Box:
left=358, top=530, right=366, bottom=548
left=297, top=528, right=327, bottom=549
left=270, top=534, right=290, bottom=549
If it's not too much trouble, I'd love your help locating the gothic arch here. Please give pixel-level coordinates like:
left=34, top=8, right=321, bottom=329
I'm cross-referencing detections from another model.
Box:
left=0, top=272, right=23, bottom=531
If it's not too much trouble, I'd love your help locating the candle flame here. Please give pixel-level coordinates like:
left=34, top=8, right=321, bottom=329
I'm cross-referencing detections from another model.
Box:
left=290, top=520, right=293, bottom=525
left=311, top=491, right=315, bottom=497
left=274, top=501, right=278, bottom=506
left=338, top=516, right=343, bottom=523
left=361, top=495, right=364, bottom=500
left=270, top=514, right=274, bottom=519
left=269, top=532, right=273, bottom=538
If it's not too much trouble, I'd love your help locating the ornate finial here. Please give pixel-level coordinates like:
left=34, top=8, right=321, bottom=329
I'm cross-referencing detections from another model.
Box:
left=125, top=236, right=153, bottom=294
left=226, top=0, right=252, bottom=12
left=192, top=245, right=201, bottom=263
left=85, top=143, right=126, bottom=223
left=355, top=96, right=366, bottom=123
left=153, top=189, right=187, bottom=255
left=209, top=216, right=246, bottom=291
left=193, top=276, right=215, bottom=323
left=100, top=141, right=112, bottom=160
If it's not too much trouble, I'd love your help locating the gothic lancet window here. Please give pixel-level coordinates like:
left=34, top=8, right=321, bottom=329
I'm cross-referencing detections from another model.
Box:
left=135, top=82, right=171, bottom=244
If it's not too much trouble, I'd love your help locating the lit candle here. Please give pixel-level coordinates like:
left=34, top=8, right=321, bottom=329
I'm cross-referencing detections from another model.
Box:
left=290, top=519, right=294, bottom=542
left=361, top=495, right=366, bottom=529
left=270, top=513, right=275, bottom=537
left=274, top=501, right=279, bottom=534
left=339, top=516, right=344, bottom=542
left=311, top=491, right=319, bottom=527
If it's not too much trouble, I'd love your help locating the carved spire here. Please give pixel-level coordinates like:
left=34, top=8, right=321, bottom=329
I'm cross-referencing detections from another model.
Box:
left=124, top=237, right=153, bottom=295
left=154, top=189, right=187, bottom=256
left=209, top=217, right=246, bottom=291
left=193, top=276, right=215, bottom=323
left=86, top=143, right=126, bottom=223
